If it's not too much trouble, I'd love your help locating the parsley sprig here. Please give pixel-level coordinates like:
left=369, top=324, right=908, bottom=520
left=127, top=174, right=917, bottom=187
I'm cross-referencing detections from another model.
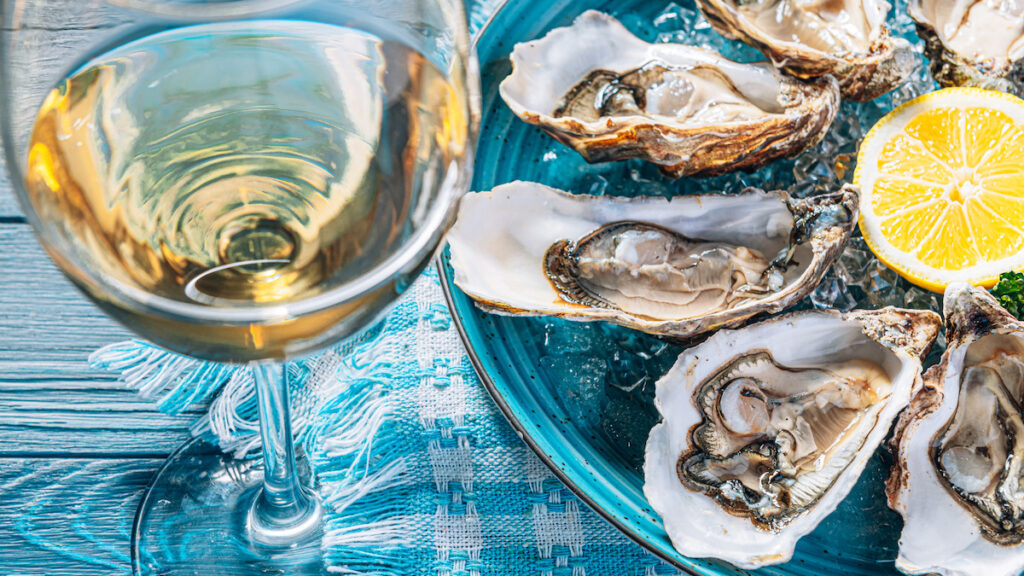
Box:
left=991, top=272, right=1024, bottom=319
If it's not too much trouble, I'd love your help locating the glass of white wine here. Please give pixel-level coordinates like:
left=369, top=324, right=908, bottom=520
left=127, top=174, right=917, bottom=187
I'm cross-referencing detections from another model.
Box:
left=0, top=0, right=476, bottom=573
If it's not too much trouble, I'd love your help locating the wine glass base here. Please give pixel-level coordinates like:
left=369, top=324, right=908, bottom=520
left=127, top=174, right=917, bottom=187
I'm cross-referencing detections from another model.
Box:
left=131, top=435, right=326, bottom=576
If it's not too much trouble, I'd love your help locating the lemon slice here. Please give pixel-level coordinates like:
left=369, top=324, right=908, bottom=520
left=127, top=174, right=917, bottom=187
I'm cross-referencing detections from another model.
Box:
left=855, top=87, right=1024, bottom=293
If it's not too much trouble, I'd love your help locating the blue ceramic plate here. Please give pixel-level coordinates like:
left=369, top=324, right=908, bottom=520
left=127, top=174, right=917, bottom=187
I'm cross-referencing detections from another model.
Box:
left=439, top=0, right=935, bottom=574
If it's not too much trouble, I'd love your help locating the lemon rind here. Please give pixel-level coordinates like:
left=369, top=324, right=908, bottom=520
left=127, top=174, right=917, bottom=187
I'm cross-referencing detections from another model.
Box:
left=854, top=87, right=1024, bottom=293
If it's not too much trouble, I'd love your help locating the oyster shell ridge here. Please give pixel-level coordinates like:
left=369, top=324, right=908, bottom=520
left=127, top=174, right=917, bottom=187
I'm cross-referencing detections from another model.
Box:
left=447, top=181, right=860, bottom=340
left=909, top=3, right=1024, bottom=96
left=644, top=307, right=939, bottom=568
left=887, top=283, right=1024, bottom=576
left=694, top=0, right=915, bottom=101
left=843, top=307, right=943, bottom=360
left=498, top=10, right=842, bottom=177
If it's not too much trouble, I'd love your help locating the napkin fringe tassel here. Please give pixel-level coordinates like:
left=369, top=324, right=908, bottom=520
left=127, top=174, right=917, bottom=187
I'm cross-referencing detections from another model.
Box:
left=91, top=321, right=411, bottom=574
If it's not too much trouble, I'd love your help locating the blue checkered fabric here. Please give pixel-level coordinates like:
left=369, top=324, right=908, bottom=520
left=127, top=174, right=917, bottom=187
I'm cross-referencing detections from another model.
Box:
left=92, top=267, right=684, bottom=576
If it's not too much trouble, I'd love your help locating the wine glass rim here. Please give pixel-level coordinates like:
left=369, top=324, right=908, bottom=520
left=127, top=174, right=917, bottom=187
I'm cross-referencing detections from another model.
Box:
left=0, top=18, right=478, bottom=327
left=105, top=0, right=309, bottom=20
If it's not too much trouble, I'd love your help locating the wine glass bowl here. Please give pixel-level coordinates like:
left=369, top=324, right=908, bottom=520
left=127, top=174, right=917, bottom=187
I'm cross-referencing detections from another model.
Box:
left=15, top=13, right=472, bottom=362
left=2, top=0, right=477, bottom=573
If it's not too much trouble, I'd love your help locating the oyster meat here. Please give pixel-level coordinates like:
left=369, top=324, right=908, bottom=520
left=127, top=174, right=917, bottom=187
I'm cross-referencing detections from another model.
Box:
left=695, top=0, right=915, bottom=101
left=645, top=308, right=941, bottom=568
left=446, top=181, right=858, bottom=340
left=499, top=10, right=840, bottom=178
left=888, top=283, right=1024, bottom=576
left=543, top=222, right=779, bottom=320
left=909, top=0, right=1024, bottom=94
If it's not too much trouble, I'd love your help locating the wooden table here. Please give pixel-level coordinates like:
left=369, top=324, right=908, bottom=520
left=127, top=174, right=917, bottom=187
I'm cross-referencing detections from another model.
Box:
left=0, top=138, right=197, bottom=575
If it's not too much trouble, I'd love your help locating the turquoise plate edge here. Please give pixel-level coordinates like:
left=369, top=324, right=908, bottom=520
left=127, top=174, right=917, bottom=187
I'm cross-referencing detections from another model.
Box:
left=439, top=2, right=698, bottom=570
left=438, top=0, right=910, bottom=574
left=437, top=248, right=701, bottom=574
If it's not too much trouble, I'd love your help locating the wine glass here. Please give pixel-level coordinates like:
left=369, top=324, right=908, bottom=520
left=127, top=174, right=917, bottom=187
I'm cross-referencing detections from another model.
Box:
left=0, top=0, right=476, bottom=573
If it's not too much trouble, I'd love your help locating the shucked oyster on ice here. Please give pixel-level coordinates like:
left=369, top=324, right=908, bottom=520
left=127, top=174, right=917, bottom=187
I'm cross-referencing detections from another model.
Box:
left=446, top=181, right=858, bottom=340
left=498, top=10, right=840, bottom=178
left=695, top=0, right=915, bottom=101
left=644, top=308, right=941, bottom=568
left=909, top=0, right=1024, bottom=95
left=888, top=284, right=1024, bottom=576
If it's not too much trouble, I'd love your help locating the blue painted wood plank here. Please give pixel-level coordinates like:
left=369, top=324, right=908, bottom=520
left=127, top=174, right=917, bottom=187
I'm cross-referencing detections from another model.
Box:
left=0, top=388, right=198, bottom=456
left=0, top=458, right=160, bottom=575
left=0, top=223, right=199, bottom=455
left=0, top=141, right=21, bottom=219
left=0, top=9, right=215, bottom=573
left=0, top=224, right=129, bottom=370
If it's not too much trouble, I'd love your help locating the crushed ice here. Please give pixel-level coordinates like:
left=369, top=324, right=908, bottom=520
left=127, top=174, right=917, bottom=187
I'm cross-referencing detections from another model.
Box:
left=531, top=0, right=948, bottom=442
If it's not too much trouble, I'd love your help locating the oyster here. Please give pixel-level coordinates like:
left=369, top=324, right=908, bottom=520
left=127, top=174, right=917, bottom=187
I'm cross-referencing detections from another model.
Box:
left=909, top=0, right=1024, bottom=94
left=695, top=0, right=915, bottom=101
left=498, top=10, right=840, bottom=178
left=544, top=222, right=778, bottom=320
left=888, top=283, right=1024, bottom=576
left=645, top=307, right=941, bottom=568
left=446, top=181, right=858, bottom=340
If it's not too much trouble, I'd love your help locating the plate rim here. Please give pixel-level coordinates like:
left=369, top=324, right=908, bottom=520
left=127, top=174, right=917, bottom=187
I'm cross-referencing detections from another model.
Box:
left=436, top=251, right=699, bottom=575
left=448, top=2, right=722, bottom=570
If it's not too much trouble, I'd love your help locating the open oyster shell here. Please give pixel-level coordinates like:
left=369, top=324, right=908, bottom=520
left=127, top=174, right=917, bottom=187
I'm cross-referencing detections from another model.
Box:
left=645, top=307, right=941, bottom=568
left=909, top=0, right=1024, bottom=95
left=499, top=10, right=840, bottom=178
left=446, top=181, right=858, bottom=340
left=695, top=0, right=914, bottom=101
left=888, top=284, right=1024, bottom=576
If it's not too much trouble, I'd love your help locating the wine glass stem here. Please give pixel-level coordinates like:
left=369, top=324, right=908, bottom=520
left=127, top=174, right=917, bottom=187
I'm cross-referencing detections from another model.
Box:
left=248, top=362, right=322, bottom=546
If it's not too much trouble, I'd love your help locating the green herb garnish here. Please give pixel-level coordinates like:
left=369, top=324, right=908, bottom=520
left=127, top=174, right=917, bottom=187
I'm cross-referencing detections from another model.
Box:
left=991, top=272, right=1024, bottom=318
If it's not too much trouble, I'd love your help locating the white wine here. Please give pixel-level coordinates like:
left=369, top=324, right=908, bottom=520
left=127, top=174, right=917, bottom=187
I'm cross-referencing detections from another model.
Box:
left=26, top=20, right=470, bottom=360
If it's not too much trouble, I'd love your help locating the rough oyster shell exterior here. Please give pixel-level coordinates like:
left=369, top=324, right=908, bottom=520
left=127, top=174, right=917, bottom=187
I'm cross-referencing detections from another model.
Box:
left=695, top=0, right=914, bottom=101
left=645, top=307, right=941, bottom=568
left=446, top=181, right=858, bottom=340
left=909, top=0, right=1024, bottom=95
left=498, top=11, right=840, bottom=178
left=888, top=283, right=1024, bottom=576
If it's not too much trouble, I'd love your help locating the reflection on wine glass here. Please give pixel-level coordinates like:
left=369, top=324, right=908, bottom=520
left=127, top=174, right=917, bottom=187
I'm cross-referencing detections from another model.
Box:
left=1, top=1, right=476, bottom=573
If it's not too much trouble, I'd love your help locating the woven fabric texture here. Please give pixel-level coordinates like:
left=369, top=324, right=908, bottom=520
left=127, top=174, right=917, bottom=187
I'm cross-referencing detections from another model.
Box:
left=92, top=269, right=684, bottom=576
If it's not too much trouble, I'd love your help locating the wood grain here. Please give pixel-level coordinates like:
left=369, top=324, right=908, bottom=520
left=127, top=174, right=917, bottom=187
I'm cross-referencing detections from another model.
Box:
left=0, top=12, right=210, bottom=567
left=0, top=458, right=159, bottom=575
left=0, top=224, right=130, bottom=371
left=3, top=0, right=137, bottom=31
left=0, top=400, right=195, bottom=457
left=0, top=223, right=200, bottom=455
left=1, top=139, right=22, bottom=218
